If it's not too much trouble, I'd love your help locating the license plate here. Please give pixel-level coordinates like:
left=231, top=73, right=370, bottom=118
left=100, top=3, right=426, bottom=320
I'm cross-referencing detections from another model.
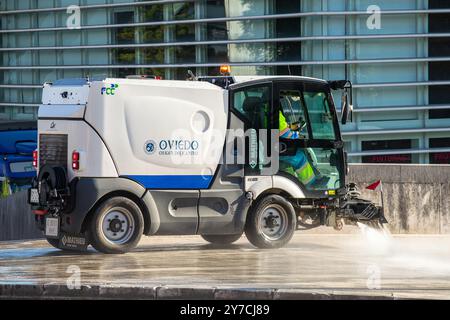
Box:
left=45, top=217, right=59, bottom=238
left=29, top=188, right=39, bottom=204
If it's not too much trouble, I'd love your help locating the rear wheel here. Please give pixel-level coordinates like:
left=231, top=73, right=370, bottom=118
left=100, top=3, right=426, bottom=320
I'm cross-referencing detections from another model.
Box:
left=201, top=233, right=242, bottom=245
left=89, top=197, right=144, bottom=254
left=245, top=195, right=296, bottom=249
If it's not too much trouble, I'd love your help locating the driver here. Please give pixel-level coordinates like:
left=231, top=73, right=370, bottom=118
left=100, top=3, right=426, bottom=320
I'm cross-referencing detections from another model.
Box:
left=279, top=102, right=329, bottom=189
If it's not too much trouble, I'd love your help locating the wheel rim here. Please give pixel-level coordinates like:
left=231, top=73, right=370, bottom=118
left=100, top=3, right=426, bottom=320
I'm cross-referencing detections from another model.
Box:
left=258, top=204, right=289, bottom=241
left=101, top=207, right=135, bottom=245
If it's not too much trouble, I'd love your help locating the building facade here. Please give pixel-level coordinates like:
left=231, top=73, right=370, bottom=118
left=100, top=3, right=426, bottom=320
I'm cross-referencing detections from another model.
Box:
left=1, top=0, right=450, bottom=163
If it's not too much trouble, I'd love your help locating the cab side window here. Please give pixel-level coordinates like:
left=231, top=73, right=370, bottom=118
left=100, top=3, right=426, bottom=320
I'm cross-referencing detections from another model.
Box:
left=232, top=84, right=273, bottom=175
left=232, top=85, right=271, bottom=129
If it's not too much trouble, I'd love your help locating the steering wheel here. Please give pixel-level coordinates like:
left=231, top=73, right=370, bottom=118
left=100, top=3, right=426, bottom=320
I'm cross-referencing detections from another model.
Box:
left=299, top=120, right=307, bottom=131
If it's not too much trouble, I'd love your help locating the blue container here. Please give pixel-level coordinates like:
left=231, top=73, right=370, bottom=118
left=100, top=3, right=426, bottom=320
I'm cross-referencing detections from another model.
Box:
left=0, top=122, right=37, bottom=183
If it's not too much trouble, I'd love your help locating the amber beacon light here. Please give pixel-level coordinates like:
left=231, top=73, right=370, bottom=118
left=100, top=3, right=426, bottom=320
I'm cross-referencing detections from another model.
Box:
left=220, top=65, right=231, bottom=75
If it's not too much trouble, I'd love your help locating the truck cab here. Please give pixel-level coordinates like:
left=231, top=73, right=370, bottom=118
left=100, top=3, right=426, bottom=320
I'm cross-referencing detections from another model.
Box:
left=29, top=75, right=385, bottom=254
left=228, top=76, right=346, bottom=197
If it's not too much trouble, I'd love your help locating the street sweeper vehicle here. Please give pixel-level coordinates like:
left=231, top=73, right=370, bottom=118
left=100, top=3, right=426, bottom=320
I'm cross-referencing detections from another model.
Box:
left=28, top=72, right=387, bottom=254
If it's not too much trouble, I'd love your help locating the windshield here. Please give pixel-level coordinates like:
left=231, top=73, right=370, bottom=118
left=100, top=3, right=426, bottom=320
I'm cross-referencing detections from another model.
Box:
left=278, top=87, right=343, bottom=192
left=279, top=90, right=337, bottom=141
left=303, top=91, right=336, bottom=140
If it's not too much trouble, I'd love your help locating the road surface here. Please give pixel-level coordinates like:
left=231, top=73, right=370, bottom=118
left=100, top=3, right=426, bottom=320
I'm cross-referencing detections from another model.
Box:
left=1, top=228, right=450, bottom=299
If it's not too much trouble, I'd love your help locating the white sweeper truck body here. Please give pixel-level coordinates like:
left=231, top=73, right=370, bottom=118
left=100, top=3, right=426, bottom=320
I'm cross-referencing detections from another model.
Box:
left=29, top=75, right=386, bottom=253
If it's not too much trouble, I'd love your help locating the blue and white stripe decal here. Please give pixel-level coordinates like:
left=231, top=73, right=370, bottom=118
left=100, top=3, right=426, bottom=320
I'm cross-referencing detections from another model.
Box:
left=124, top=175, right=213, bottom=189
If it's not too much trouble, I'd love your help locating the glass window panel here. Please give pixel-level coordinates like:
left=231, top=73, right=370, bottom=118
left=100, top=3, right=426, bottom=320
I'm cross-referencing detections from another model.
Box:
left=276, top=42, right=301, bottom=62
left=276, top=65, right=302, bottom=76
left=303, top=92, right=336, bottom=140
left=173, top=3, right=195, bottom=20
left=38, top=13, right=55, bottom=28
left=279, top=90, right=309, bottom=139
left=174, top=46, right=195, bottom=63
left=116, top=27, right=135, bottom=45
left=175, top=24, right=195, bottom=42
left=38, top=31, right=56, bottom=46
left=362, top=139, right=413, bottom=164
left=39, top=70, right=58, bottom=83
left=206, top=0, right=225, bottom=18
left=307, top=148, right=342, bottom=190
left=114, top=49, right=135, bottom=64
left=140, top=68, right=165, bottom=78
left=429, top=14, right=450, bottom=32
left=114, top=11, right=136, bottom=74
left=362, top=154, right=413, bottom=163
left=362, top=139, right=411, bottom=150
left=276, top=18, right=301, bottom=38
left=429, top=38, right=450, bottom=57
left=142, top=5, right=164, bottom=22
left=142, top=48, right=164, bottom=64
left=86, top=29, right=109, bottom=45
left=87, top=49, right=109, bottom=65
left=39, top=52, right=57, bottom=66
left=233, top=85, right=271, bottom=129
left=174, top=68, right=191, bottom=80
left=207, top=45, right=229, bottom=63
left=115, top=11, right=135, bottom=45
left=142, top=26, right=164, bottom=43
left=276, top=0, right=301, bottom=14
left=116, top=68, right=135, bottom=78
left=206, top=22, right=228, bottom=41
left=86, top=8, right=108, bottom=25
left=62, top=51, right=82, bottom=65
left=429, top=138, right=450, bottom=164
left=428, top=5, right=450, bottom=119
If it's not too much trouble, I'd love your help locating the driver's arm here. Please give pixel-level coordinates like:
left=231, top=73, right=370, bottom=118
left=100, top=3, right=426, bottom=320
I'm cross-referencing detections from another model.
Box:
left=281, top=128, right=300, bottom=139
left=279, top=110, right=307, bottom=139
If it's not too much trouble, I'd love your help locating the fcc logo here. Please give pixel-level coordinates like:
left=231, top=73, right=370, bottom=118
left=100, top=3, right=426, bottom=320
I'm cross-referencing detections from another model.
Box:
left=101, top=83, right=119, bottom=95
left=144, top=140, right=156, bottom=155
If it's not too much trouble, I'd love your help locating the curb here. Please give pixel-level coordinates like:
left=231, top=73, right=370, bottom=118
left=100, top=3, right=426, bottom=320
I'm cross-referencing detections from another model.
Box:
left=0, top=284, right=400, bottom=300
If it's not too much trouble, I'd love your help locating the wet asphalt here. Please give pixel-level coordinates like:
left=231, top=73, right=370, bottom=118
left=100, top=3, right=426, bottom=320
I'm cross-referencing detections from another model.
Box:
left=0, top=228, right=449, bottom=299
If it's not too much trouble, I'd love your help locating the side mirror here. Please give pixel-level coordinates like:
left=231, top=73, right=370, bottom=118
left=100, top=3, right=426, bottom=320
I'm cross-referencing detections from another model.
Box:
left=341, top=92, right=349, bottom=125
left=328, top=80, right=354, bottom=125
left=344, top=151, right=350, bottom=175
left=341, top=86, right=353, bottom=125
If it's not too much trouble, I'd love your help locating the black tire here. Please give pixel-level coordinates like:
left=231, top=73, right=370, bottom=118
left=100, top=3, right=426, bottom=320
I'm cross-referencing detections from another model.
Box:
left=201, top=233, right=242, bottom=245
left=38, top=165, right=67, bottom=190
left=37, top=165, right=68, bottom=205
left=89, top=197, right=144, bottom=254
left=46, top=237, right=62, bottom=249
left=245, top=195, right=296, bottom=249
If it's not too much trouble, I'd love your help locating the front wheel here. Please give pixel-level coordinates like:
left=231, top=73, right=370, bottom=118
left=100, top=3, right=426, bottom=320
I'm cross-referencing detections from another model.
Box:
left=245, top=195, right=296, bottom=249
left=201, top=233, right=242, bottom=245
left=89, top=197, right=144, bottom=254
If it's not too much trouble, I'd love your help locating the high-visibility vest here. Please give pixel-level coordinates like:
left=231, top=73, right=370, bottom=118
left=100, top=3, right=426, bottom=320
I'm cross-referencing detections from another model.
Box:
left=279, top=111, right=299, bottom=139
left=279, top=111, right=315, bottom=185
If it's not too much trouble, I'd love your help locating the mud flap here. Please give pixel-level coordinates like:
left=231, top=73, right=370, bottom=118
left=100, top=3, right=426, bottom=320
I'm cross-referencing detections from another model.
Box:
left=59, top=233, right=89, bottom=251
